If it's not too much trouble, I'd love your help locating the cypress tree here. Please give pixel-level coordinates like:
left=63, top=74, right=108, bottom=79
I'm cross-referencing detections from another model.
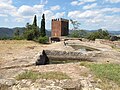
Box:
left=33, top=15, right=37, bottom=27
left=33, top=15, right=39, bottom=38
left=40, top=14, right=46, bottom=37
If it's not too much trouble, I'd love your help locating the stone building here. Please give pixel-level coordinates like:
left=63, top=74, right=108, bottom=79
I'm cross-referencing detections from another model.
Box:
left=51, top=18, right=69, bottom=37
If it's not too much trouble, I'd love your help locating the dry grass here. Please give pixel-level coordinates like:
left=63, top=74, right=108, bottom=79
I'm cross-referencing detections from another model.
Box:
left=0, top=40, right=44, bottom=62
left=0, top=40, right=41, bottom=51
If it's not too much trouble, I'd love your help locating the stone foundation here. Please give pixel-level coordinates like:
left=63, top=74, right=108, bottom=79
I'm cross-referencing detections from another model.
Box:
left=36, top=50, right=98, bottom=65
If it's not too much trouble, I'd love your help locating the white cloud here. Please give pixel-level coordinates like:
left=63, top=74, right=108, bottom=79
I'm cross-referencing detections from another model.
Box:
left=68, top=7, right=120, bottom=30
left=50, top=5, right=60, bottom=11
left=83, top=0, right=96, bottom=2
left=34, top=4, right=44, bottom=10
left=71, top=1, right=84, bottom=6
left=106, top=0, right=120, bottom=3
left=18, top=4, right=44, bottom=16
left=0, top=0, right=12, bottom=4
left=52, top=12, right=65, bottom=18
left=43, top=10, right=54, bottom=20
left=16, top=4, right=44, bottom=22
left=18, top=5, right=36, bottom=16
left=68, top=7, right=120, bottom=19
left=101, top=8, right=120, bottom=13
left=15, top=18, right=25, bottom=22
left=40, top=0, right=48, bottom=4
left=68, top=10, right=100, bottom=18
left=0, top=0, right=46, bottom=23
left=71, top=0, right=96, bottom=6
left=0, top=14, right=8, bottom=17
left=0, top=0, right=16, bottom=16
left=83, top=3, right=97, bottom=9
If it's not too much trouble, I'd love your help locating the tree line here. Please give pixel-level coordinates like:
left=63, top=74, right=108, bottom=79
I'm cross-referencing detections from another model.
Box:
left=69, top=20, right=110, bottom=41
left=14, top=14, right=48, bottom=43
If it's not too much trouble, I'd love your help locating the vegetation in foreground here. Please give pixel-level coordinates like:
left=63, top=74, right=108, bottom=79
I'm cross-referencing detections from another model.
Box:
left=16, top=71, right=70, bottom=80
left=80, top=62, right=120, bottom=86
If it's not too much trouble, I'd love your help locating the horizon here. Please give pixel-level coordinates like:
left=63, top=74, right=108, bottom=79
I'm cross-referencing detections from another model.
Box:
left=1, top=27, right=120, bottom=32
left=0, top=0, right=120, bottom=31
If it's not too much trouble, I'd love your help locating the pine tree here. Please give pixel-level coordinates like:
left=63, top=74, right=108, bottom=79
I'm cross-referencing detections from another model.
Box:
left=40, top=14, right=46, bottom=37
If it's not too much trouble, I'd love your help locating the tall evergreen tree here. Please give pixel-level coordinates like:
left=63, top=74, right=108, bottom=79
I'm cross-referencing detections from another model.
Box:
left=40, top=14, right=46, bottom=37
left=33, top=15, right=37, bottom=27
left=33, top=15, right=39, bottom=38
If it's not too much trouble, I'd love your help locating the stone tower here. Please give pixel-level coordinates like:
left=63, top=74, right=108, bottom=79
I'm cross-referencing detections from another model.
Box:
left=51, top=18, right=69, bottom=37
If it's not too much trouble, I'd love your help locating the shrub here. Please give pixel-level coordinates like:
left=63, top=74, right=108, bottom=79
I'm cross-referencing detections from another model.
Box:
left=87, top=29, right=110, bottom=40
left=24, top=30, right=35, bottom=40
left=38, top=36, right=48, bottom=44
left=13, top=36, right=24, bottom=40
left=69, top=30, right=88, bottom=38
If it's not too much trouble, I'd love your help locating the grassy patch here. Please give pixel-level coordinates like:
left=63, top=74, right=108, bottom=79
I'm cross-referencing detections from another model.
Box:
left=16, top=71, right=40, bottom=80
left=16, top=71, right=70, bottom=80
left=80, top=62, right=120, bottom=86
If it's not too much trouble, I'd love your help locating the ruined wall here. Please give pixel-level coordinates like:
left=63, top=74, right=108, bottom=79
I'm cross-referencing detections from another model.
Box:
left=44, top=50, right=96, bottom=61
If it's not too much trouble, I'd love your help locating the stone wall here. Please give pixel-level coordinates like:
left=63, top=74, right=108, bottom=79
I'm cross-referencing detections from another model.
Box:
left=45, top=50, right=93, bottom=61
left=36, top=50, right=98, bottom=65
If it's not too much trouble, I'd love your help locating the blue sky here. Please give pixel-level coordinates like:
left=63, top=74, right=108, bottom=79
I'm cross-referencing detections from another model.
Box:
left=0, top=0, right=120, bottom=31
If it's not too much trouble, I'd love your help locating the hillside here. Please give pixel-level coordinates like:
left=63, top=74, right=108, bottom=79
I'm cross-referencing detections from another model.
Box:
left=0, top=27, right=51, bottom=38
left=0, top=28, right=14, bottom=38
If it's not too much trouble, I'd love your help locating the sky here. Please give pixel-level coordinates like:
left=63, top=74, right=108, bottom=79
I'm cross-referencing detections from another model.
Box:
left=0, top=0, right=120, bottom=31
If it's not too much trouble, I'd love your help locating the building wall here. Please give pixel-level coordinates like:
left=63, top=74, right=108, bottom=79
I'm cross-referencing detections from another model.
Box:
left=61, top=21, right=69, bottom=36
left=51, top=18, right=69, bottom=37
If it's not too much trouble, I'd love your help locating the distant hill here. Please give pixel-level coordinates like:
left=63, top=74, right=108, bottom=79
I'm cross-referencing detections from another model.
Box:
left=0, top=27, right=51, bottom=38
left=1, top=27, right=119, bottom=38
left=69, top=30, right=120, bottom=35
left=108, top=31, right=120, bottom=35
left=0, top=28, right=14, bottom=38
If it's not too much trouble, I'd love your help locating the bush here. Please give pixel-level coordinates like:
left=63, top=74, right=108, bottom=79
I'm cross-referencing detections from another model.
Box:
left=0, top=37, right=13, bottom=40
left=24, top=30, right=35, bottom=40
left=69, top=30, right=88, bottom=38
left=38, top=36, right=48, bottom=44
left=87, top=29, right=110, bottom=40
left=13, top=36, right=24, bottom=40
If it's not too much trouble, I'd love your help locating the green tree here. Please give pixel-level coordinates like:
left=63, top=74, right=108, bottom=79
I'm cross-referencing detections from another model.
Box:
left=32, top=15, right=39, bottom=38
left=87, top=29, right=110, bottom=40
left=40, top=14, right=46, bottom=37
left=70, top=30, right=88, bottom=38
left=70, top=19, right=81, bottom=30
left=14, top=29, right=24, bottom=40
left=14, top=29, right=20, bottom=36
left=24, top=15, right=40, bottom=40
left=33, top=15, right=37, bottom=27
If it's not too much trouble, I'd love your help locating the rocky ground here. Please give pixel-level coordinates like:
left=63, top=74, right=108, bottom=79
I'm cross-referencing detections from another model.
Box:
left=0, top=40, right=120, bottom=90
